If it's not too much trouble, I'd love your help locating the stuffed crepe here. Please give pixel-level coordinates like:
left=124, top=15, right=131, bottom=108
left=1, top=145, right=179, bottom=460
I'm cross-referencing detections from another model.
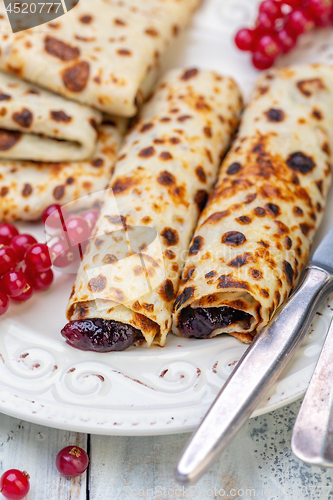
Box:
left=62, top=68, right=243, bottom=351
left=0, top=71, right=102, bottom=162
left=173, top=64, right=333, bottom=343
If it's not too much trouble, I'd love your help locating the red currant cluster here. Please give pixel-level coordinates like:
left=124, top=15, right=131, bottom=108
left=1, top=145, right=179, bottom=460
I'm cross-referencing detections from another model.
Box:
left=0, top=224, right=53, bottom=316
left=234, top=0, right=333, bottom=69
left=43, top=204, right=99, bottom=268
left=0, top=446, right=89, bottom=499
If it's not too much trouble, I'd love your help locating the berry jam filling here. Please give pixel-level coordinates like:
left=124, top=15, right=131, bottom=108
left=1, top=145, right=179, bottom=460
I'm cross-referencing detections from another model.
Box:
left=61, top=318, right=144, bottom=352
left=177, top=306, right=252, bottom=339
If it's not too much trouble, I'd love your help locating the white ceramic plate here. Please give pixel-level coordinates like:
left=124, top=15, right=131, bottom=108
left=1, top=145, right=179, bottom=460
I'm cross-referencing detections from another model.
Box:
left=1, top=0, right=333, bottom=436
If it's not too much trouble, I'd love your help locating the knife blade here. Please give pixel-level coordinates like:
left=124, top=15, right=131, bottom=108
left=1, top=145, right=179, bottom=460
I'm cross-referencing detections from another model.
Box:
left=175, top=225, right=333, bottom=486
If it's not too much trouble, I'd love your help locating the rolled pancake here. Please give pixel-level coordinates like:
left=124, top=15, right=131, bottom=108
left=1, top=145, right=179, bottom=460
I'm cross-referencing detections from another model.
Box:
left=0, top=71, right=102, bottom=162
left=173, top=64, right=333, bottom=344
left=0, top=117, right=127, bottom=221
left=0, top=0, right=200, bottom=116
left=62, top=68, right=243, bottom=351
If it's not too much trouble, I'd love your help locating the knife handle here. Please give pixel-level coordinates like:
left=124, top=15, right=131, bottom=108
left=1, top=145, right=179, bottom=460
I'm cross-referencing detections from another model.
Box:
left=175, top=265, right=333, bottom=486
left=292, top=316, right=333, bottom=467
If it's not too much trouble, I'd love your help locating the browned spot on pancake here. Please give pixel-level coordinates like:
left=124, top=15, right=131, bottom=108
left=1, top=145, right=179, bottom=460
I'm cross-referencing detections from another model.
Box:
left=142, top=303, right=154, bottom=312
left=117, top=49, right=132, bottom=56
left=177, top=115, right=192, bottom=122
left=62, top=61, right=90, bottom=92
left=317, top=202, right=322, bottom=212
left=189, top=236, right=204, bottom=256
left=195, top=190, right=208, bottom=212
left=254, top=207, right=266, bottom=217
left=50, top=110, right=72, bottom=123
left=312, top=108, right=322, bottom=120
left=101, top=254, right=118, bottom=264
left=94, top=238, right=104, bottom=249
left=264, top=108, right=285, bottom=122
left=161, top=227, right=179, bottom=247
left=158, top=280, right=175, bottom=302
left=205, top=270, right=217, bottom=279
left=181, top=68, right=198, bottom=80
left=300, top=222, right=313, bottom=237
left=293, top=206, right=303, bottom=216
left=203, top=126, right=212, bottom=138
left=297, top=78, right=326, bottom=97
left=250, top=268, right=262, bottom=280
left=236, top=216, right=251, bottom=224
left=285, top=236, right=292, bottom=250
left=22, top=184, right=32, bottom=197
left=0, top=130, right=21, bottom=150
left=174, top=287, right=194, bottom=311
left=286, top=152, right=315, bottom=174
left=139, top=146, right=155, bottom=158
left=45, top=36, right=79, bottom=61
left=205, top=149, right=213, bottom=163
left=260, top=289, right=269, bottom=298
left=160, top=117, right=170, bottom=123
left=91, top=158, right=104, bottom=167
left=157, top=170, right=175, bottom=186
left=205, top=211, right=230, bottom=224
left=195, top=166, right=206, bottom=183
left=222, top=231, right=246, bottom=246
left=217, top=274, right=249, bottom=290
left=181, top=266, right=195, bottom=285
left=88, top=274, right=107, bottom=292
left=76, top=304, right=89, bottom=319
left=53, top=185, right=65, bottom=200
left=13, top=108, right=32, bottom=128
left=145, top=28, right=159, bottom=37
left=169, top=137, right=180, bottom=144
left=141, top=216, right=152, bottom=224
left=275, top=220, right=289, bottom=234
left=0, top=187, right=8, bottom=197
left=105, top=214, right=126, bottom=227
left=227, top=162, right=241, bottom=175
left=265, top=203, right=280, bottom=216
left=0, top=94, right=11, bottom=101
left=160, top=151, right=173, bottom=160
left=140, top=123, right=153, bottom=133
left=114, top=18, right=126, bottom=25
left=316, top=180, right=323, bottom=194
left=80, top=15, right=93, bottom=23
left=275, top=291, right=281, bottom=304
left=283, top=261, right=294, bottom=286
left=133, top=266, right=144, bottom=276
left=165, top=249, right=176, bottom=260
left=245, top=193, right=257, bottom=204
left=109, top=288, right=125, bottom=302
left=112, top=176, right=136, bottom=195
left=228, top=253, right=252, bottom=268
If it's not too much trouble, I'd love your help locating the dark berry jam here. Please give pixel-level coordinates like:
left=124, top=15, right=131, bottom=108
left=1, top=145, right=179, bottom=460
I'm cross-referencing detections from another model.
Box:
left=177, top=306, right=252, bottom=339
left=61, top=318, right=144, bottom=352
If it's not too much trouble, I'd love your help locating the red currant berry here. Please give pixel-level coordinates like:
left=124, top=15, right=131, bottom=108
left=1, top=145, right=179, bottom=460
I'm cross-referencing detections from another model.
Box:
left=0, top=246, right=18, bottom=276
left=285, top=9, right=315, bottom=35
left=275, top=28, right=297, bottom=53
left=10, top=234, right=37, bottom=261
left=234, top=28, right=255, bottom=51
left=50, top=238, right=81, bottom=268
left=66, top=216, right=90, bottom=246
left=0, top=292, right=9, bottom=315
left=256, top=33, right=281, bottom=58
left=0, top=224, right=19, bottom=246
left=11, top=285, right=33, bottom=303
left=42, top=204, right=68, bottom=232
left=259, top=0, right=283, bottom=20
left=56, top=446, right=89, bottom=477
left=82, top=209, right=99, bottom=230
left=0, top=271, right=28, bottom=298
left=252, top=51, right=275, bottom=70
left=283, top=0, right=303, bottom=7
left=256, top=11, right=275, bottom=32
left=307, top=0, right=332, bottom=17
left=28, top=268, right=54, bottom=291
left=24, top=243, right=52, bottom=273
left=0, top=470, right=30, bottom=500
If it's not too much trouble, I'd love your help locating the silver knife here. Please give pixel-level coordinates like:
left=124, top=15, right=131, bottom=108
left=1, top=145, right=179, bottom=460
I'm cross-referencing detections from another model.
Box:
left=175, top=224, right=333, bottom=486
left=292, top=316, right=333, bottom=466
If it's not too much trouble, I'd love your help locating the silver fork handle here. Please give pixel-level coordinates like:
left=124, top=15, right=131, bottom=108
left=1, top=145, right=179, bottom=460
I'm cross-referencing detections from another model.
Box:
left=175, top=265, right=333, bottom=486
left=292, top=316, right=333, bottom=466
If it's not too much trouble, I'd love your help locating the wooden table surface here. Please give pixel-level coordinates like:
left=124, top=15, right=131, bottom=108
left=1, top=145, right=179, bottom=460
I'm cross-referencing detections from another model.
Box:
left=0, top=398, right=331, bottom=499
